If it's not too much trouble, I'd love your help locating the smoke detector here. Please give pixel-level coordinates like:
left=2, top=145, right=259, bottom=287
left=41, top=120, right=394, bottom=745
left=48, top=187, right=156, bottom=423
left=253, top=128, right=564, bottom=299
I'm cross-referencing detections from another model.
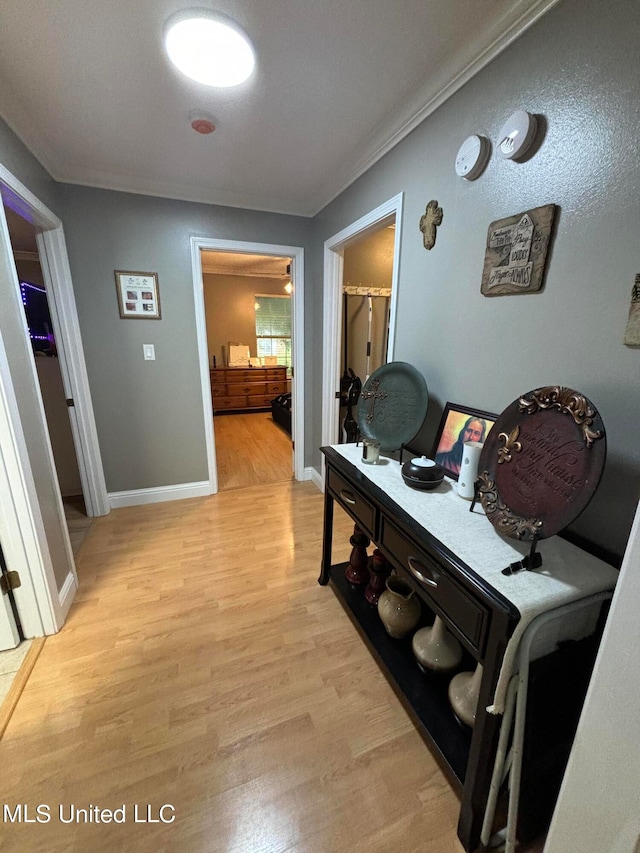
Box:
left=189, top=111, right=216, bottom=135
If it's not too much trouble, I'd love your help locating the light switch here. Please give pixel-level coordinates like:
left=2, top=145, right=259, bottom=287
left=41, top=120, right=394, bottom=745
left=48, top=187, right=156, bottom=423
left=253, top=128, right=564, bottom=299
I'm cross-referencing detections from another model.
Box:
left=143, top=344, right=155, bottom=361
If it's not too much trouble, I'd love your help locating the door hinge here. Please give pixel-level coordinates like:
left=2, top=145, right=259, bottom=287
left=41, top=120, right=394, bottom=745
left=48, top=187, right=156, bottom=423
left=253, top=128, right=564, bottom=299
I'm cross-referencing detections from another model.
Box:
left=66, top=398, right=75, bottom=407
left=0, top=571, right=21, bottom=596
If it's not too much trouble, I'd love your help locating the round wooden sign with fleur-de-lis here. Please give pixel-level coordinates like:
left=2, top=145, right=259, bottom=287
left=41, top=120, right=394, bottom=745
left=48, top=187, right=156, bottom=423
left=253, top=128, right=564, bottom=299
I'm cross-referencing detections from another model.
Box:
left=476, top=386, right=606, bottom=541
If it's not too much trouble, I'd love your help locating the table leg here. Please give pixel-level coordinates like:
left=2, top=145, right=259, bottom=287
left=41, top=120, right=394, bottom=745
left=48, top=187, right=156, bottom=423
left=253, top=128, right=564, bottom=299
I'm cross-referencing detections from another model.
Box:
left=318, top=489, right=334, bottom=585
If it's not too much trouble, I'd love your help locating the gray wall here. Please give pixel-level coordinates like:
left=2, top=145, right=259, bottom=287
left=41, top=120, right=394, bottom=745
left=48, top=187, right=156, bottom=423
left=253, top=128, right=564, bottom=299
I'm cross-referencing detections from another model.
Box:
left=0, top=119, right=58, bottom=213
left=56, top=185, right=312, bottom=492
left=312, top=0, right=640, bottom=558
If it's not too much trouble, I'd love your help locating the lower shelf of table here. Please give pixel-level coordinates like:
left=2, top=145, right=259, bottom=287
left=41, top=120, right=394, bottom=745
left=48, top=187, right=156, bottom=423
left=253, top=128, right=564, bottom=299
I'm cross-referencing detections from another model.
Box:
left=329, top=562, right=473, bottom=789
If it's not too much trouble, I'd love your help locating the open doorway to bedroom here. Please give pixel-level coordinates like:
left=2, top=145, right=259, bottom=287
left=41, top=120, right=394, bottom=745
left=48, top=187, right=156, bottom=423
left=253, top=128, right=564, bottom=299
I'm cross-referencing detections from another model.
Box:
left=2, top=203, right=93, bottom=554
left=200, top=250, right=294, bottom=492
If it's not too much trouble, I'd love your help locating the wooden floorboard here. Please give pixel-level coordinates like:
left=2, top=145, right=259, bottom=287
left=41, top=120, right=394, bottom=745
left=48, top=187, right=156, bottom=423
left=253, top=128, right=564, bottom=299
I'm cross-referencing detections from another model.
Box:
left=214, top=412, right=293, bottom=492
left=0, top=482, right=466, bottom=852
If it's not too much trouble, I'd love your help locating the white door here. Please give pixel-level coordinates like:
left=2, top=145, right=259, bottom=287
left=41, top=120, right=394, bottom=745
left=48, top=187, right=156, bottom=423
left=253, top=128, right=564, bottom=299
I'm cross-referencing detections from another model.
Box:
left=0, top=398, right=29, bottom=650
left=0, top=554, right=20, bottom=650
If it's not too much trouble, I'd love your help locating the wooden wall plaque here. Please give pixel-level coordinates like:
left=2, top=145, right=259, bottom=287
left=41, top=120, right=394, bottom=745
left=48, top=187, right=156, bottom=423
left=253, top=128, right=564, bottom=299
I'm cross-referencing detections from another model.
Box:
left=481, top=204, right=556, bottom=296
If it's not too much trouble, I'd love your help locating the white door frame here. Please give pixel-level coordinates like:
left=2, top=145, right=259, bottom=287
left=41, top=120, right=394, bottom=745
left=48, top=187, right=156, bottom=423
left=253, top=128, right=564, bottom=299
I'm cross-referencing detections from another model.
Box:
left=0, top=162, right=108, bottom=636
left=321, top=193, right=404, bottom=450
left=190, top=237, right=305, bottom=490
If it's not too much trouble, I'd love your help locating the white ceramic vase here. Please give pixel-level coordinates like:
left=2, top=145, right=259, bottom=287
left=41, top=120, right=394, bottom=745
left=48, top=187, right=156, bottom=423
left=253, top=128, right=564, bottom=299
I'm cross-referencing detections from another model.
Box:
left=448, top=662, right=484, bottom=728
left=412, top=616, right=463, bottom=674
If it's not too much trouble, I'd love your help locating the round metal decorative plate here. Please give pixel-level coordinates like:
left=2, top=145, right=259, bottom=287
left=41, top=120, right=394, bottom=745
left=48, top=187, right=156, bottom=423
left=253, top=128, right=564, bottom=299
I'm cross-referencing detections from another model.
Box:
left=477, top=386, right=606, bottom=541
left=357, top=362, right=428, bottom=451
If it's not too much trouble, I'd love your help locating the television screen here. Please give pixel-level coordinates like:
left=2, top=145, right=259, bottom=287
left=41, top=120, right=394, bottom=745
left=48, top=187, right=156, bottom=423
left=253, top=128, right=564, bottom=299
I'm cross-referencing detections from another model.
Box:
left=20, top=281, right=55, bottom=355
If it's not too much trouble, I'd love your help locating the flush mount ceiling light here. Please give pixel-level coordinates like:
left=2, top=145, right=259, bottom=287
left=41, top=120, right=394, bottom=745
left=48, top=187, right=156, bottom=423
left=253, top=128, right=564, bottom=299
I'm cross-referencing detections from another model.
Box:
left=164, top=9, right=255, bottom=87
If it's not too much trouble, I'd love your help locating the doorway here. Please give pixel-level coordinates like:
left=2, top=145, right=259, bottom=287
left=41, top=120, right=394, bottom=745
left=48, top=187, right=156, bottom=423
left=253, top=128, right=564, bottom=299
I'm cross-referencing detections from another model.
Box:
left=339, top=221, right=395, bottom=442
left=201, top=250, right=294, bottom=491
left=3, top=203, right=92, bottom=546
left=0, top=161, right=108, bottom=648
left=322, top=193, right=404, bottom=449
left=190, top=236, right=306, bottom=494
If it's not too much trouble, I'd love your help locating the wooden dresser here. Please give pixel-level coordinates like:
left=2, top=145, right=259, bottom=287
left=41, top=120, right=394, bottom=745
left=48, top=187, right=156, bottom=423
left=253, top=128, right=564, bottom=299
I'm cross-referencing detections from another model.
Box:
left=210, top=366, right=287, bottom=414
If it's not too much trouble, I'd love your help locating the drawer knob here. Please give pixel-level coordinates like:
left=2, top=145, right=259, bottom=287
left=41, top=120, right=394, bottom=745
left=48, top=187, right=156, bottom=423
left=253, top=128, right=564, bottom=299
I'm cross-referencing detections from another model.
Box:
left=407, top=556, right=438, bottom=588
left=339, top=489, right=357, bottom=506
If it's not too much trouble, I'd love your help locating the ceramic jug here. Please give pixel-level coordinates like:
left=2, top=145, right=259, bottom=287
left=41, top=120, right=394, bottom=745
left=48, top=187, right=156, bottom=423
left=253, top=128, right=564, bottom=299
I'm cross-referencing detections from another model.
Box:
left=378, top=576, right=421, bottom=638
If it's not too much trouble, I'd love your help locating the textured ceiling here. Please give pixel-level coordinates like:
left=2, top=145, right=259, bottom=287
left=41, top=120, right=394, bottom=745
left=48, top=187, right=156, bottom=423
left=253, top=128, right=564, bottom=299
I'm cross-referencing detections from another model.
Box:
left=0, top=1, right=559, bottom=216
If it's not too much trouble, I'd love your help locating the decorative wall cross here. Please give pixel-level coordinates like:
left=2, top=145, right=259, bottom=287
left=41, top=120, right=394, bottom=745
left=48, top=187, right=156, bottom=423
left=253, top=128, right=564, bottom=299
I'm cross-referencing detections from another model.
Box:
left=419, top=200, right=443, bottom=250
left=361, top=379, right=388, bottom=424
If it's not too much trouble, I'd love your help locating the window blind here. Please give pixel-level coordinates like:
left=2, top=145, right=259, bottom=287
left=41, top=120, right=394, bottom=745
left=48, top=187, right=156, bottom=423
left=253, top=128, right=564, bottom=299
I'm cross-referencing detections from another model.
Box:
left=254, top=294, right=292, bottom=369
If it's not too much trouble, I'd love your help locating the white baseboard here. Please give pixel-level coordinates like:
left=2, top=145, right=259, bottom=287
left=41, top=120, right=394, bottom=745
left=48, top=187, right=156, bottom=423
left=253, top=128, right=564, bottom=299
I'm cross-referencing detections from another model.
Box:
left=108, top=480, right=213, bottom=508
left=57, top=570, right=78, bottom=626
left=306, top=466, right=323, bottom=492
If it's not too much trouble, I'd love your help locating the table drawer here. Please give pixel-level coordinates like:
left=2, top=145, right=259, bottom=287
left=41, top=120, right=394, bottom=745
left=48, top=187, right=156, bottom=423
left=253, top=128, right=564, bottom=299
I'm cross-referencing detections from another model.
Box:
left=380, top=517, right=488, bottom=656
left=327, top=466, right=376, bottom=539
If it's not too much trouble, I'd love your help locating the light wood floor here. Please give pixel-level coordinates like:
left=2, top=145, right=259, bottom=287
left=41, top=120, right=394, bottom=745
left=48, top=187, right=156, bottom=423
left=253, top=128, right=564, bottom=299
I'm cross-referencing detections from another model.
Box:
left=0, top=496, right=93, bottom=714
left=214, top=412, right=293, bottom=491
left=0, top=482, right=466, bottom=853
left=64, top=494, right=94, bottom=555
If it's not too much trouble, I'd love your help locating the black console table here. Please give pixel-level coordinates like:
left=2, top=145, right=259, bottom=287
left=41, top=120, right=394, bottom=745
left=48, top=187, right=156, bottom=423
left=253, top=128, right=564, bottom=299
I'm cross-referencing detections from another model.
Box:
left=319, top=444, right=618, bottom=852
